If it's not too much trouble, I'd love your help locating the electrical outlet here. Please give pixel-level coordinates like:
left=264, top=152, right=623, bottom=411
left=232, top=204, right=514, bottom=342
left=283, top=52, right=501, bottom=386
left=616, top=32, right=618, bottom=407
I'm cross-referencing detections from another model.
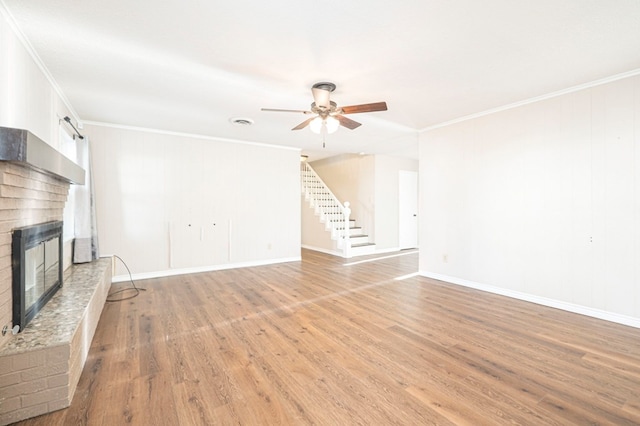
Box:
left=443, top=254, right=448, bottom=263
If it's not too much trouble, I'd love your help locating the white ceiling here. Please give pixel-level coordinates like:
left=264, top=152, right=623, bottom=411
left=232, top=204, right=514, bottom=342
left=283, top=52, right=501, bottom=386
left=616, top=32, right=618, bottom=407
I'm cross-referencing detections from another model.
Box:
left=3, top=0, right=640, bottom=160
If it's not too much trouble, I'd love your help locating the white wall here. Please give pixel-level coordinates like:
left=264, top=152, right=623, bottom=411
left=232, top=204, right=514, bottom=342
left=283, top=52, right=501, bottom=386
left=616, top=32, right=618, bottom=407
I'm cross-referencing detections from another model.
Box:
left=87, top=124, right=301, bottom=279
left=0, top=8, right=79, bottom=272
left=374, top=155, right=418, bottom=250
left=0, top=7, right=75, bottom=151
left=419, top=74, right=640, bottom=327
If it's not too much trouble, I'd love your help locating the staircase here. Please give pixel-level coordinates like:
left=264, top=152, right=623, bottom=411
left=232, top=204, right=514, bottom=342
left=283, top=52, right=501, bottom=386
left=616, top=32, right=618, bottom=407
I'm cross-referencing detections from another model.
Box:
left=301, top=162, right=375, bottom=257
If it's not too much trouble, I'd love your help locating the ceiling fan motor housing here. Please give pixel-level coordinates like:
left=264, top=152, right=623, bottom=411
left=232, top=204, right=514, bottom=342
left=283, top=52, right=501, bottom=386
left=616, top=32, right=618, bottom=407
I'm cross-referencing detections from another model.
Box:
left=312, top=82, right=336, bottom=92
left=311, top=101, right=338, bottom=116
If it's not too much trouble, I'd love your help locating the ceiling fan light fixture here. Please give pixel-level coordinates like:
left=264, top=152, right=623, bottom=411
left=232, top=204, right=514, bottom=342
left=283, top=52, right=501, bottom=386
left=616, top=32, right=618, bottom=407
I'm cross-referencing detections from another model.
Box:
left=325, top=116, right=339, bottom=133
left=310, top=116, right=339, bottom=134
left=309, top=117, right=323, bottom=134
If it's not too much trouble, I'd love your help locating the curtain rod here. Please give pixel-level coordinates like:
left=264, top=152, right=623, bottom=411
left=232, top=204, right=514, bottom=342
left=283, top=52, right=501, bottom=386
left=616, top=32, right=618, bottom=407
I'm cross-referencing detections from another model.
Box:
left=63, top=116, right=84, bottom=140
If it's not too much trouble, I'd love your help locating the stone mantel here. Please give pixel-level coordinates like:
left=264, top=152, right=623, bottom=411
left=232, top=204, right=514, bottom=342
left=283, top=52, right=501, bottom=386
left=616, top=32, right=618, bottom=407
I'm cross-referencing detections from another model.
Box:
left=0, top=126, right=85, bottom=185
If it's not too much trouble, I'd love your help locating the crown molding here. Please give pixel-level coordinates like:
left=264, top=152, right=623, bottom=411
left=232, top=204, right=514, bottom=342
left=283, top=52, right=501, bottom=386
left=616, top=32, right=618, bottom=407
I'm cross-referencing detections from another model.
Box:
left=421, top=68, right=640, bottom=133
left=82, top=120, right=301, bottom=152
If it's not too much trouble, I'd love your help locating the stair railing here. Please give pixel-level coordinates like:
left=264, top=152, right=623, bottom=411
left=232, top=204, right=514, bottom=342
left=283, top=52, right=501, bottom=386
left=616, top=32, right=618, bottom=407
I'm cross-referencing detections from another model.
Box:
left=301, top=161, right=351, bottom=257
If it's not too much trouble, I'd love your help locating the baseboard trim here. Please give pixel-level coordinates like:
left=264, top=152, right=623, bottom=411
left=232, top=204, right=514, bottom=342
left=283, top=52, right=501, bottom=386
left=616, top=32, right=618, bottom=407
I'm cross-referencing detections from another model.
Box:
left=419, top=270, right=640, bottom=329
left=301, top=244, right=399, bottom=258
left=111, top=256, right=301, bottom=283
left=301, top=244, right=345, bottom=258
left=374, top=247, right=403, bottom=255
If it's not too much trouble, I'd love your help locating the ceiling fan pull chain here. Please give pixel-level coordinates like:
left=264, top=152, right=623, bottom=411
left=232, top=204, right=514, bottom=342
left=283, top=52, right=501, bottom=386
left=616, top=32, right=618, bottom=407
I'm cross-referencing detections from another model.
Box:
left=322, top=123, right=327, bottom=148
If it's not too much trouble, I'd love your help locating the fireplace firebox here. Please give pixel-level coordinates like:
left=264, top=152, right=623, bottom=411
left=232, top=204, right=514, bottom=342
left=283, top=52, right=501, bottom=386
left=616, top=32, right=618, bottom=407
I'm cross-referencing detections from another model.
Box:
left=12, top=221, right=63, bottom=332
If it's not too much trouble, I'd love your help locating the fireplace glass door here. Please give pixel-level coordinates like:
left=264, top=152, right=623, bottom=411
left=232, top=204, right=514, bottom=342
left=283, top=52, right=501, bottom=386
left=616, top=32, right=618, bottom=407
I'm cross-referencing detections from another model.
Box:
left=24, top=237, right=60, bottom=313
left=12, top=221, right=63, bottom=331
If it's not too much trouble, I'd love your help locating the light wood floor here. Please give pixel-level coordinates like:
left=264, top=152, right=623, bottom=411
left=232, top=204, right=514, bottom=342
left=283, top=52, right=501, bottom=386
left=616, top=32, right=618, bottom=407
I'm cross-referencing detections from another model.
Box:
left=16, top=249, right=640, bottom=425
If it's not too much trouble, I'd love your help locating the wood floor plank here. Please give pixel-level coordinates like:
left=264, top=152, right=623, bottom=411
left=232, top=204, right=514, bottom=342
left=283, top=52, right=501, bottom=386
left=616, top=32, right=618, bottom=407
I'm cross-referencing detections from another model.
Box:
left=14, top=248, right=640, bottom=425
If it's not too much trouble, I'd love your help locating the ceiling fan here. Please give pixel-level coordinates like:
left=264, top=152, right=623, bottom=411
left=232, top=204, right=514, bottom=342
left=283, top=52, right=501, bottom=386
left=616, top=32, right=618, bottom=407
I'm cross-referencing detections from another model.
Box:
left=261, top=82, right=387, bottom=134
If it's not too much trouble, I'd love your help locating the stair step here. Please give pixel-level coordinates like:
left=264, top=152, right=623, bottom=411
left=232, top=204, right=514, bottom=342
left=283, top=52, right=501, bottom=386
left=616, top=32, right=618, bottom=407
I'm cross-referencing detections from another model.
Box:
left=338, top=228, right=364, bottom=237
left=351, top=242, right=375, bottom=248
left=349, top=242, right=377, bottom=256
left=349, top=235, right=370, bottom=245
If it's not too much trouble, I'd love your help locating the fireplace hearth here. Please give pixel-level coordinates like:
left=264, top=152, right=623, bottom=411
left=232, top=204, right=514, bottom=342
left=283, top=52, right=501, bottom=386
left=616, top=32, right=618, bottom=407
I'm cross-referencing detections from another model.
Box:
left=12, top=221, right=63, bottom=332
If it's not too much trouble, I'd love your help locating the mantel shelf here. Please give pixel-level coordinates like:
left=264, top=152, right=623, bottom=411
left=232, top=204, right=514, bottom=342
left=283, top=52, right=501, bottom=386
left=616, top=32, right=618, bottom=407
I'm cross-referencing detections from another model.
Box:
left=0, top=126, right=85, bottom=185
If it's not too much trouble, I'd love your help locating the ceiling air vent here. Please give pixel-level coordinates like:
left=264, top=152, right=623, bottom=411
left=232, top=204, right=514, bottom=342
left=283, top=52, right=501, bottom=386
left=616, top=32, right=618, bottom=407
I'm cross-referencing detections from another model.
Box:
left=229, top=117, right=254, bottom=126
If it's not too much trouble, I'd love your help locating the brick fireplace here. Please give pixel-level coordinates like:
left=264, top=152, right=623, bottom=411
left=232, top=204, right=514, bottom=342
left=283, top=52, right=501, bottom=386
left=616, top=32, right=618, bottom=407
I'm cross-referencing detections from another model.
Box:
left=0, top=127, right=112, bottom=424
left=0, top=161, right=72, bottom=344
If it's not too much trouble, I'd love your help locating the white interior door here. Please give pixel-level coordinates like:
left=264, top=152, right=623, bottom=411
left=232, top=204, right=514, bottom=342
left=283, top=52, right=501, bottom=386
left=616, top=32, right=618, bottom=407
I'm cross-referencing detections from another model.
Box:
left=399, top=170, right=418, bottom=249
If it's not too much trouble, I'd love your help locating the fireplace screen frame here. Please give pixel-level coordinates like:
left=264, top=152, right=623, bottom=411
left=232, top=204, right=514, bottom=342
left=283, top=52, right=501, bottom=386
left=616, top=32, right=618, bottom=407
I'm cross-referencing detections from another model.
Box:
left=12, top=220, right=63, bottom=332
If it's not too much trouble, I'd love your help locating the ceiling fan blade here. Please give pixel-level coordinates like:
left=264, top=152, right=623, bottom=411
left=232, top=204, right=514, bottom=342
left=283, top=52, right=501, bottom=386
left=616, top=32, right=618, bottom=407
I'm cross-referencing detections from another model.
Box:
left=340, top=102, right=388, bottom=114
left=336, top=115, right=361, bottom=130
left=312, top=87, right=331, bottom=109
left=292, top=116, right=316, bottom=130
left=261, top=108, right=312, bottom=114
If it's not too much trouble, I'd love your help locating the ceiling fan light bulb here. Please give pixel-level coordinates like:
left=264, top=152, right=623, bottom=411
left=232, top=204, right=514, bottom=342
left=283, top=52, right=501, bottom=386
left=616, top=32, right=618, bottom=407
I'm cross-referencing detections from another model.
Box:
left=326, top=116, right=339, bottom=134
left=309, top=116, right=323, bottom=134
